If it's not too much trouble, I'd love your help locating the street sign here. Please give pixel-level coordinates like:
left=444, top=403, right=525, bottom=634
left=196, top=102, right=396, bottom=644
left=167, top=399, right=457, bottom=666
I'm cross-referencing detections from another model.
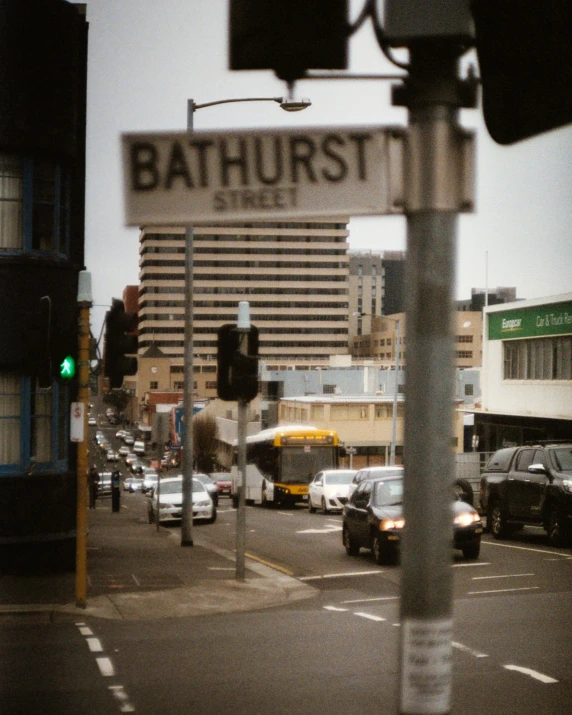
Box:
left=122, top=125, right=405, bottom=224
left=70, top=401, right=85, bottom=443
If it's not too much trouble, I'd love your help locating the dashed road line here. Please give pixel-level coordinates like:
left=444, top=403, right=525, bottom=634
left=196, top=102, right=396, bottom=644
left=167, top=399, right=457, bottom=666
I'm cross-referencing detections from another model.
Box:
left=341, top=596, right=399, bottom=604
left=87, top=637, right=103, bottom=652
left=468, top=586, right=539, bottom=595
left=452, top=561, right=491, bottom=567
left=472, top=573, right=534, bottom=581
left=109, top=685, right=136, bottom=712
left=483, top=541, right=571, bottom=558
left=355, top=612, right=386, bottom=622
left=323, top=605, right=348, bottom=612
left=96, top=657, right=115, bottom=677
left=504, top=665, right=558, bottom=684
left=452, top=641, right=489, bottom=659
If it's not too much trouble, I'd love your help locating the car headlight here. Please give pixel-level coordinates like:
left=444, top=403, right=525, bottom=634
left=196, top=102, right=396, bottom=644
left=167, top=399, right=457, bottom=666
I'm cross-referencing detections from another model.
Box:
left=379, top=518, right=405, bottom=531
left=454, top=511, right=481, bottom=527
left=196, top=500, right=211, bottom=507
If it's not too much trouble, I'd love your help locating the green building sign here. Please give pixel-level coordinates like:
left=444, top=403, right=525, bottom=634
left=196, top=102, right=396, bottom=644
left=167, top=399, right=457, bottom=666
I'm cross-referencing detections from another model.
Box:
left=488, top=300, right=572, bottom=341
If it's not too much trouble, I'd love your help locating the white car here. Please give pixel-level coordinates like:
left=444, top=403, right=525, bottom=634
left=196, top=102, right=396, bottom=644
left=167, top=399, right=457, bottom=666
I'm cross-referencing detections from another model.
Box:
left=147, top=476, right=216, bottom=524
left=308, top=469, right=357, bottom=513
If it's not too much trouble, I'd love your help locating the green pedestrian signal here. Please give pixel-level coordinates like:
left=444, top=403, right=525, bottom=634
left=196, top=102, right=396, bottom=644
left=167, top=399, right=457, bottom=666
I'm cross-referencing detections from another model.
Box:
left=59, top=355, right=76, bottom=380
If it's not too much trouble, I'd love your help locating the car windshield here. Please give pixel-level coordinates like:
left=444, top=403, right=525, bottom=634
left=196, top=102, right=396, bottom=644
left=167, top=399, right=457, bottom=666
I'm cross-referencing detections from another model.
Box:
left=324, top=471, right=355, bottom=485
left=551, top=447, right=572, bottom=471
left=373, top=478, right=404, bottom=507
left=160, top=480, right=182, bottom=495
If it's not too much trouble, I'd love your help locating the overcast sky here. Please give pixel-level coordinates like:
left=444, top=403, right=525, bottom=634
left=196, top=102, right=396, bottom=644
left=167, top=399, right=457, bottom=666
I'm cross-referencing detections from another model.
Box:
left=85, top=0, right=572, bottom=339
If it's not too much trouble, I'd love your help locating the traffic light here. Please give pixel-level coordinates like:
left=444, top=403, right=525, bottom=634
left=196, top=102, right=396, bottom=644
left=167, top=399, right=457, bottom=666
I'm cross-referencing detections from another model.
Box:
left=217, top=323, right=259, bottom=402
left=472, top=0, right=572, bottom=144
left=104, top=298, right=138, bottom=389
left=229, top=0, right=348, bottom=83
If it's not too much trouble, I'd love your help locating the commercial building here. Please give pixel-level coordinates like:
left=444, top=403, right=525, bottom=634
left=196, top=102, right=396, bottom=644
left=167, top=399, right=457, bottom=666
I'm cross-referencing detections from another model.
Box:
left=473, top=293, right=572, bottom=450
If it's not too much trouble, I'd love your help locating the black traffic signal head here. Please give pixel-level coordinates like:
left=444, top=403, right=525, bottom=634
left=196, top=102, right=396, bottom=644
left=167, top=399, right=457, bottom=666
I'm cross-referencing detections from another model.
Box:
left=229, top=0, right=348, bottom=83
left=217, top=323, right=259, bottom=402
left=104, top=298, right=138, bottom=389
left=472, top=0, right=572, bottom=144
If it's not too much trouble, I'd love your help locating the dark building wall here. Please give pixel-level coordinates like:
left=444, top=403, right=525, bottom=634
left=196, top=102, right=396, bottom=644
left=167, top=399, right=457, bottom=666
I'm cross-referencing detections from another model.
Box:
left=381, top=258, right=405, bottom=315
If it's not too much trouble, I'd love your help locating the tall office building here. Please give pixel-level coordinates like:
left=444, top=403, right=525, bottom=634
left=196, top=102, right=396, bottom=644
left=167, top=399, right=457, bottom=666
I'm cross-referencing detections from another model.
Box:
left=348, top=250, right=406, bottom=343
left=138, top=220, right=350, bottom=369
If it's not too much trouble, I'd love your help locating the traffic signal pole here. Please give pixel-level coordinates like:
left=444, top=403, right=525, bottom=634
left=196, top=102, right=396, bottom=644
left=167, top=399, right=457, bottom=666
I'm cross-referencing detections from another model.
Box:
left=398, top=45, right=470, bottom=715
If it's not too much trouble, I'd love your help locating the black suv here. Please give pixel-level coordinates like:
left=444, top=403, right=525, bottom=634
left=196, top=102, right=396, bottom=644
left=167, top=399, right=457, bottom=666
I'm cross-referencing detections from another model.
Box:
left=479, top=443, right=572, bottom=546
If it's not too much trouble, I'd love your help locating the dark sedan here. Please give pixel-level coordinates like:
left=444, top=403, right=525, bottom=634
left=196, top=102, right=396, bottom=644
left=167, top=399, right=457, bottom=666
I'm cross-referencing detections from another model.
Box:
left=342, top=474, right=482, bottom=565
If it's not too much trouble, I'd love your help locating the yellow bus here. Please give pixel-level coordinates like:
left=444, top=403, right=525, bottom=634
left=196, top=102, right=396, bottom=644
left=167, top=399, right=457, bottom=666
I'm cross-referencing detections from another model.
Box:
left=231, top=425, right=340, bottom=507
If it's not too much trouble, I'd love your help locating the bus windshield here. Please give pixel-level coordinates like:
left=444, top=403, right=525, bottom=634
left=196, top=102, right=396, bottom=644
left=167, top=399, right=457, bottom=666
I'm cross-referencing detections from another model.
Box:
left=279, top=447, right=336, bottom=485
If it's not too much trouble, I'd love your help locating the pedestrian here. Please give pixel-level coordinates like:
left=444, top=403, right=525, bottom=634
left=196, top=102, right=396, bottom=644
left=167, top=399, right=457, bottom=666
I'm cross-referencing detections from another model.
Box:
left=88, top=465, right=99, bottom=509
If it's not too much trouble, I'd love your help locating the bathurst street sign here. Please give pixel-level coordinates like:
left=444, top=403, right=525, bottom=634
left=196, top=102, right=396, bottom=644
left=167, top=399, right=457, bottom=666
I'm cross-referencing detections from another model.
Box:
left=122, top=125, right=406, bottom=225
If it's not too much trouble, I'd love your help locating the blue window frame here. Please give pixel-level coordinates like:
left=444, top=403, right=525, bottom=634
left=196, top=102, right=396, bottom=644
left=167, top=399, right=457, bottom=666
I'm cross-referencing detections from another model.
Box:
left=0, top=153, right=70, bottom=257
left=0, top=373, right=69, bottom=475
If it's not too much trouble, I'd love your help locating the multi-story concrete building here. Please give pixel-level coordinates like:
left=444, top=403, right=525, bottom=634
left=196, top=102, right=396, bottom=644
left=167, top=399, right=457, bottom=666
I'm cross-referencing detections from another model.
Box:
left=457, top=286, right=518, bottom=312
left=348, top=250, right=406, bottom=344
left=138, top=220, right=350, bottom=361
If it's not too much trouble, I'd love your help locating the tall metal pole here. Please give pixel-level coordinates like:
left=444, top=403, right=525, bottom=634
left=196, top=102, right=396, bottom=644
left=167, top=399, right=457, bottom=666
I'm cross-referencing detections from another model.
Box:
left=75, top=271, right=92, bottom=607
left=398, top=45, right=466, bottom=715
left=180, top=100, right=195, bottom=546
left=390, top=316, right=401, bottom=466
left=235, top=301, right=250, bottom=581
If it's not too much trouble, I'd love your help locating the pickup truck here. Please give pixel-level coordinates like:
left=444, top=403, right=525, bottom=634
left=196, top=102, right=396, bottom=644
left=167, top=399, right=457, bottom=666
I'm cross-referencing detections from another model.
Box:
left=479, top=443, right=572, bottom=546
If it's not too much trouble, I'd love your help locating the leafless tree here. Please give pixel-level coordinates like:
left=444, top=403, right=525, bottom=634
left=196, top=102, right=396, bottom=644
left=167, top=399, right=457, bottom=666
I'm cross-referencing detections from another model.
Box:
left=193, top=413, right=219, bottom=473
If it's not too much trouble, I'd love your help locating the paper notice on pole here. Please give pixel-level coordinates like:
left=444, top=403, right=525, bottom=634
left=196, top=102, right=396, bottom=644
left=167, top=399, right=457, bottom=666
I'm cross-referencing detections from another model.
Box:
left=400, top=618, right=453, bottom=715
left=70, top=402, right=85, bottom=443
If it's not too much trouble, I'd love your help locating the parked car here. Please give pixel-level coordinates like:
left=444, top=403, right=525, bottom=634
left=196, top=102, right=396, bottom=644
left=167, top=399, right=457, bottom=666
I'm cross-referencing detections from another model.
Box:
left=348, top=465, right=404, bottom=498
left=105, top=450, right=120, bottom=462
left=124, top=452, right=138, bottom=466
left=133, top=440, right=146, bottom=455
left=130, top=461, right=145, bottom=475
left=115, top=429, right=126, bottom=439
left=147, top=476, right=216, bottom=524
left=123, top=434, right=135, bottom=446
left=209, top=472, right=232, bottom=497
left=129, top=477, right=143, bottom=493
left=88, top=416, right=97, bottom=426
left=193, top=472, right=219, bottom=506
left=342, top=473, right=482, bottom=565
left=118, top=445, right=130, bottom=457
left=123, top=476, right=134, bottom=491
left=142, top=469, right=159, bottom=494
left=308, top=469, right=357, bottom=513
left=480, top=443, right=572, bottom=546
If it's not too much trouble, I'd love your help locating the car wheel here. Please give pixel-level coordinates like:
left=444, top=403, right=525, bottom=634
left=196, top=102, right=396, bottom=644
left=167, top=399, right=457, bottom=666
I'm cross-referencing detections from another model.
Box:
left=462, top=543, right=480, bottom=560
left=308, top=496, right=316, bottom=514
left=321, top=497, right=329, bottom=514
left=371, top=533, right=397, bottom=565
left=343, top=524, right=360, bottom=556
left=489, top=501, right=510, bottom=539
left=547, top=504, right=565, bottom=547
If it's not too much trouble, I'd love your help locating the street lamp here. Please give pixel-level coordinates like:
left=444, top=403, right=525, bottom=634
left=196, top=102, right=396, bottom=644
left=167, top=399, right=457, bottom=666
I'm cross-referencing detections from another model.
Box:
left=353, top=312, right=403, bottom=466
left=180, top=95, right=311, bottom=547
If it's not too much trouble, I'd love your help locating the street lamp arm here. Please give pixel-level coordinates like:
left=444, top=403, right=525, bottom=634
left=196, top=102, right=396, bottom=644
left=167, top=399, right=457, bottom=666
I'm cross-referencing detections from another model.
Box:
left=190, top=96, right=311, bottom=113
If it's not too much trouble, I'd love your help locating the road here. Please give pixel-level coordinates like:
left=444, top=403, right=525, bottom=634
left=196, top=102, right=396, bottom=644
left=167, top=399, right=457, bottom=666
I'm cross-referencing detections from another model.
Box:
left=3, top=407, right=570, bottom=714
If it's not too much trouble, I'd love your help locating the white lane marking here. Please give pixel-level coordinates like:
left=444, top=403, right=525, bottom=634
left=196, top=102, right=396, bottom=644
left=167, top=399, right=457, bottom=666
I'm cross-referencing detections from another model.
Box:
left=483, top=541, right=571, bottom=558
left=78, top=626, right=93, bottom=636
left=296, top=525, right=342, bottom=534
left=323, top=606, right=348, bottom=612
left=131, top=574, right=141, bottom=586
left=208, top=567, right=235, bottom=571
left=109, top=685, right=136, bottom=712
left=468, top=586, right=539, bottom=595
left=276, top=511, right=295, bottom=516
left=342, top=596, right=399, bottom=604
left=96, top=657, right=115, bottom=677
left=504, top=665, right=558, bottom=684
left=87, top=637, right=103, bottom=652
left=452, top=641, right=489, bottom=659
left=355, top=612, right=386, bottom=622
left=452, top=561, right=491, bottom=568
left=472, top=573, right=534, bottom=581
left=299, top=570, right=382, bottom=581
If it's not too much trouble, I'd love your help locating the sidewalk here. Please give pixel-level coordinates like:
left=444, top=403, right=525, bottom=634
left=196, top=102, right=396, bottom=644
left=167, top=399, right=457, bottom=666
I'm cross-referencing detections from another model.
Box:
left=0, top=496, right=317, bottom=621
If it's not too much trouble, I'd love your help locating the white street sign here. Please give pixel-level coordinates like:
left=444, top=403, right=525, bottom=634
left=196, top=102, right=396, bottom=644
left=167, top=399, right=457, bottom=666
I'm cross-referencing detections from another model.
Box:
left=70, top=401, right=85, bottom=443
left=122, top=125, right=405, bottom=225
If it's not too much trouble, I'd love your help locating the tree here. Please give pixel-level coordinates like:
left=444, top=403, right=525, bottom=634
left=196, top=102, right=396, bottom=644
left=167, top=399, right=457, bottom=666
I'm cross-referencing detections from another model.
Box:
left=193, top=413, right=219, bottom=474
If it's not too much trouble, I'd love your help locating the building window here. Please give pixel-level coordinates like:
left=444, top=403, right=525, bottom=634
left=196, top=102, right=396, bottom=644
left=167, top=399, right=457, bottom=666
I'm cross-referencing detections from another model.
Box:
left=173, top=381, right=184, bottom=390
left=0, top=373, right=68, bottom=472
left=457, top=335, right=474, bottom=343
left=0, top=153, right=70, bottom=255
left=504, top=336, right=572, bottom=380
left=205, top=381, right=217, bottom=389
left=348, top=404, right=369, bottom=419
left=310, top=405, right=324, bottom=420
left=150, top=381, right=158, bottom=390
left=375, top=404, right=392, bottom=419
left=323, top=384, right=336, bottom=394
left=464, top=383, right=474, bottom=396
left=457, top=351, right=473, bottom=359
left=330, top=404, right=349, bottom=420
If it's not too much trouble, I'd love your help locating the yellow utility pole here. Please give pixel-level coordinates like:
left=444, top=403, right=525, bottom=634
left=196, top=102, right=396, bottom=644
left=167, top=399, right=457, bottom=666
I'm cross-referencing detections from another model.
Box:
left=75, top=271, right=92, bottom=608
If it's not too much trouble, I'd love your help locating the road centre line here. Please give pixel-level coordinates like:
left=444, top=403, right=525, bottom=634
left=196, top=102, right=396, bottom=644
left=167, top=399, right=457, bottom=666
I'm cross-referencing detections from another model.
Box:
left=504, top=664, right=558, bottom=684
left=483, top=541, right=571, bottom=558
left=452, top=641, right=489, bottom=659
left=468, top=586, right=539, bottom=595
left=109, top=685, right=136, bottom=712
left=472, top=573, right=535, bottom=580
left=355, top=612, right=386, bottom=622
left=452, top=561, right=491, bottom=567
left=324, top=605, right=348, bottom=612
left=299, top=570, right=383, bottom=581
left=341, top=596, right=400, bottom=604
left=87, top=637, right=103, bottom=653
left=96, top=657, right=115, bottom=677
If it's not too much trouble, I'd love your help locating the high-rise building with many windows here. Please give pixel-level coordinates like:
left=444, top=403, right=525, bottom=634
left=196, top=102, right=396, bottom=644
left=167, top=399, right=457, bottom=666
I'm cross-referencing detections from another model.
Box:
left=138, top=220, right=351, bottom=368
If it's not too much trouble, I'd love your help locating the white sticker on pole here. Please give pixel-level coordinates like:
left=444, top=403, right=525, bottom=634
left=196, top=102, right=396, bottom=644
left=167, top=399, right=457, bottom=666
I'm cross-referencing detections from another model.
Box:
left=400, top=618, right=453, bottom=714
left=70, top=402, right=85, bottom=443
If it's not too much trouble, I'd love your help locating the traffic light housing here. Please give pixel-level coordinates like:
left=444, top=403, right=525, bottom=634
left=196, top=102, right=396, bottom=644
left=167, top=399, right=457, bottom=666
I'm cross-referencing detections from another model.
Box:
left=104, top=298, right=138, bottom=389
left=229, top=0, right=348, bottom=83
left=217, top=323, right=259, bottom=402
left=472, top=0, right=572, bottom=144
